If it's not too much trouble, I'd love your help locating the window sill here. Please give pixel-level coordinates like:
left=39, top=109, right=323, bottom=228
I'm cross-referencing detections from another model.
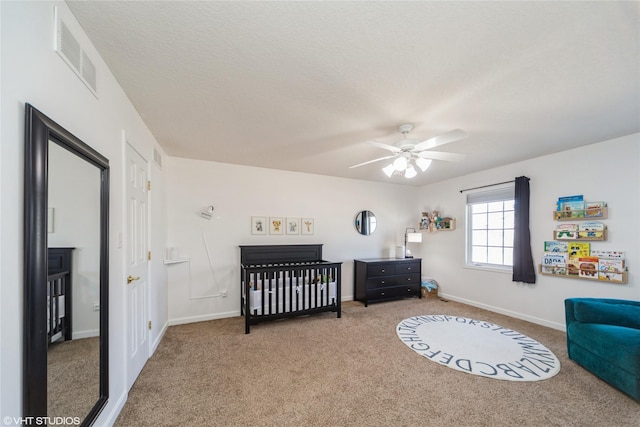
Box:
left=464, top=264, right=513, bottom=274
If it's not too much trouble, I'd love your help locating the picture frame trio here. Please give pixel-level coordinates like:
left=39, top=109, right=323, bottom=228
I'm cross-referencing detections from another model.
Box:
left=251, top=216, right=314, bottom=235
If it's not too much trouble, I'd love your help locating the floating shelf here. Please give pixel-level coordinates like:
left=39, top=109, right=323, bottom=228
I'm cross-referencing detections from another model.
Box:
left=553, top=229, right=607, bottom=241
left=164, top=258, right=190, bottom=265
left=554, top=207, right=608, bottom=221
left=538, top=264, right=627, bottom=284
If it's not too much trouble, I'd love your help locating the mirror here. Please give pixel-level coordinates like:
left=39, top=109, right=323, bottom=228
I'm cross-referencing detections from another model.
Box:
left=24, top=104, right=109, bottom=426
left=354, top=210, right=377, bottom=235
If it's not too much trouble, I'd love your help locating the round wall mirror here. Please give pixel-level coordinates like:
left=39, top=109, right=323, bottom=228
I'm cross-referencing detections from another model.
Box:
left=354, top=210, right=377, bottom=235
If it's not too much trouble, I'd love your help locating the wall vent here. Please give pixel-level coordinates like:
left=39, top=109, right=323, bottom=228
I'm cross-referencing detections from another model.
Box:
left=153, top=147, right=163, bottom=168
left=54, top=7, right=98, bottom=97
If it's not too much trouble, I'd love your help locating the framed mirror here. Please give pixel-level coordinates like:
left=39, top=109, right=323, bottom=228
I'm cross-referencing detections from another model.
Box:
left=24, top=104, right=109, bottom=426
left=354, top=210, right=377, bottom=235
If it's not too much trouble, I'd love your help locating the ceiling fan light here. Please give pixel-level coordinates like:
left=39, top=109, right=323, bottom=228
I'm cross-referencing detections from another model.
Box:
left=404, top=166, right=417, bottom=178
left=393, top=156, right=407, bottom=171
left=382, top=163, right=395, bottom=177
left=415, top=157, right=432, bottom=172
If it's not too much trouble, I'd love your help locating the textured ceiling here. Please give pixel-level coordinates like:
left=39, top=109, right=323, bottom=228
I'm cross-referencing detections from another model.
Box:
left=67, top=1, right=640, bottom=186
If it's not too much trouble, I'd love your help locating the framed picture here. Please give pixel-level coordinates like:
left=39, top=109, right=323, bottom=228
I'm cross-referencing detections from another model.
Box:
left=251, top=216, right=267, bottom=235
left=286, top=218, right=300, bottom=235
left=269, top=217, right=284, bottom=235
left=301, top=217, right=314, bottom=235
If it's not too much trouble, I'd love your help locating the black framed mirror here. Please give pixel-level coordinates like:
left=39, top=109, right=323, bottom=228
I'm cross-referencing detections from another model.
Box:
left=24, top=103, right=109, bottom=426
left=354, top=210, right=377, bottom=235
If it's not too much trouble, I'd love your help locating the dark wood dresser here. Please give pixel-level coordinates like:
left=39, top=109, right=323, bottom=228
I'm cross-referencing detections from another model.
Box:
left=354, top=258, right=421, bottom=306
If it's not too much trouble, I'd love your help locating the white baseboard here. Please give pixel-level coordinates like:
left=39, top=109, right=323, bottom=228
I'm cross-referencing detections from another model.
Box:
left=93, top=389, right=127, bottom=427
left=150, top=322, right=168, bottom=355
left=168, top=310, right=240, bottom=326
left=439, top=293, right=566, bottom=332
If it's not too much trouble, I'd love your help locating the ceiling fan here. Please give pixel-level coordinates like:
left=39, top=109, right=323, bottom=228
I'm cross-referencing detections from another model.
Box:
left=350, top=124, right=469, bottom=178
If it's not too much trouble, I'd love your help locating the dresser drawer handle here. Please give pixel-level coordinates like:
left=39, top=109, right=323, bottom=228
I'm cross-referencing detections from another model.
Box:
left=381, top=292, right=385, bottom=296
left=406, top=278, right=411, bottom=281
left=381, top=269, right=385, bottom=273
left=380, top=280, right=385, bottom=284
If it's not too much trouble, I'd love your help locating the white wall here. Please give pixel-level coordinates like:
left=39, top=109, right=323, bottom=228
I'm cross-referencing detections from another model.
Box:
left=0, top=2, right=168, bottom=425
left=48, top=142, right=101, bottom=338
left=416, top=134, right=640, bottom=330
left=165, top=158, right=419, bottom=324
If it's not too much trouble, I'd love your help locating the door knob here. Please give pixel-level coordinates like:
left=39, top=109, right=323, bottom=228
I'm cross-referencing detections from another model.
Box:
left=127, top=275, right=140, bottom=284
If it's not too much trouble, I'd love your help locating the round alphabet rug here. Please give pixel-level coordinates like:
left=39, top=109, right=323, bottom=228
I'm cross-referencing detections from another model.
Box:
left=397, top=315, right=560, bottom=381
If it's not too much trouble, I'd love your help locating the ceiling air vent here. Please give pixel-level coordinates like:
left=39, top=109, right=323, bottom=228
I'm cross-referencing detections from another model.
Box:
left=54, top=7, right=98, bottom=97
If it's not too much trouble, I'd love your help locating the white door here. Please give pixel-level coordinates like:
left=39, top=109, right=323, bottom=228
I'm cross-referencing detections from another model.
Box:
left=126, top=143, right=150, bottom=389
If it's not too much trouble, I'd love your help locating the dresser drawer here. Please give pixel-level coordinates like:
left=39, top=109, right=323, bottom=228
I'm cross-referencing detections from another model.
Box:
left=367, top=285, right=420, bottom=301
left=395, top=273, right=420, bottom=286
left=366, top=263, right=396, bottom=277
left=365, top=277, right=396, bottom=288
left=396, top=261, right=420, bottom=275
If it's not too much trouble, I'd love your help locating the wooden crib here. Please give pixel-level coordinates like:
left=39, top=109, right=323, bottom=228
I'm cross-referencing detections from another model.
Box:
left=240, top=244, right=342, bottom=334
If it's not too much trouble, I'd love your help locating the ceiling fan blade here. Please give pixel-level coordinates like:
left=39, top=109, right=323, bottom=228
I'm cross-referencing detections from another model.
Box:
left=414, top=129, right=469, bottom=151
left=366, top=140, right=401, bottom=153
left=418, top=151, right=465, bottom=162
left=349, top=155, right=397, bottom=168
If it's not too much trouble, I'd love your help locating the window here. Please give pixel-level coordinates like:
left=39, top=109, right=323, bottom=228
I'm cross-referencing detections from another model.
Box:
left=466, top=186, right=515, bottom=270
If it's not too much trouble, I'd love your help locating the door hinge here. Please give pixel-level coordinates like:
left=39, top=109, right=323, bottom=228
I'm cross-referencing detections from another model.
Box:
left=147, top=180, right=151, bottom=191
left=147, top=251, right=152, bottom=261
left=148, top=321, right=152, bottom=330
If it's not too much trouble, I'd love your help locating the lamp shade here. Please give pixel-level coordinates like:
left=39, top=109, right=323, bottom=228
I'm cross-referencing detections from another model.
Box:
left=406, top=232, right=422, bottom=243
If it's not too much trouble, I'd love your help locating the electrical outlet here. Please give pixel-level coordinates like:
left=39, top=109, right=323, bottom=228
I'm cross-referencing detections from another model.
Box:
left=93, top=303, right=100, bottom=311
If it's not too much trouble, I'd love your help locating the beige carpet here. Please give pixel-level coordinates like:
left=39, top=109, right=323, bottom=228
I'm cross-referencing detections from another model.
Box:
left=48, top=336, right=100, bottom=423
left=116, top=298, right=639, bottom=426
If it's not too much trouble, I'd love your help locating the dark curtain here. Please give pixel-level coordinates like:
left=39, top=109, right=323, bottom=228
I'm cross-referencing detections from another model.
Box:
left=512, top=176, right=536, bottom=283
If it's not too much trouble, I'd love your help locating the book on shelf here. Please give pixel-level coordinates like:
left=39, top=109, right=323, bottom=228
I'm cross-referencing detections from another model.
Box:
left=544, top=241, right=568, bottom=253
left=555, top=230, right=577, bottom=239
left=568, top=242, right=590, bottom=258
left=578, top=230, right=604, bottom=239
left=585, top=201, right=606, bottom=218
left=598, top=258, right=625, bottom=273
left=542, top=252, right=569, bottom=265
left=598, top=271, right=625, bottom=282
left=591, top=250, right=624, bottom=259
left=567, top=257, right=581, bottom=276
left=578, top=221, right=605, bottom=231
left=542, top=265, right=567, bottom=275
left=557, top=223, right=578, bottom=231
left=556, top=195, right=585, bottom=219
left=578, top=256, right=599, bottom=279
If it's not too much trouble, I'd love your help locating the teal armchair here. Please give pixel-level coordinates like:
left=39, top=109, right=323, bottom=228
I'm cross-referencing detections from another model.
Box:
left=565, top=298, right=640, bottom=402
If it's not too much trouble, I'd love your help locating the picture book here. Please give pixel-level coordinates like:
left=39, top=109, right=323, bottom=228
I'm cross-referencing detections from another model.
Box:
left=578, top=230, right=604, bottom=239
left=555, top=230, right=577, bottom=240
left=578, top=257, right=599, bottom=279
left=556, top=195, right=584, bottom=219
left=578, top=221, right=605, bottom=231
left=591, top=250, right=624, bottom=259
left=598, top=258, right=625, bottom=273
left=542, top=265, right=567, bottom=275
left=599, top=271, right=624, bottom=282
left=556, top=223, right=578, bottom=231
left=567, top=257, right=580, bottom=276
left=544, top=241, right=568, bottom=253
left=568, top=242, right=590, bottom=257
left=585, top=201, right=606, bottom=218
left=542, top=252, right=569, bottom=267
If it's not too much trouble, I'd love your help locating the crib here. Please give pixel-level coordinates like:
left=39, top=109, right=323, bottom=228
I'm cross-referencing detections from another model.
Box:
left=47, top=248, right=73, bottom=344
left=240, top=244, right=342, bottom=334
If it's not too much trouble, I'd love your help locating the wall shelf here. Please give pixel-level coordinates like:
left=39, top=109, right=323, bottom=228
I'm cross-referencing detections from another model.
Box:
left=164, top=258, right=190, bottom=265
left=554, top=207, right=608, bottom=220
left=553, top=229, right=607, bottom=241
left=538, top=264, right=627, bottom=284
